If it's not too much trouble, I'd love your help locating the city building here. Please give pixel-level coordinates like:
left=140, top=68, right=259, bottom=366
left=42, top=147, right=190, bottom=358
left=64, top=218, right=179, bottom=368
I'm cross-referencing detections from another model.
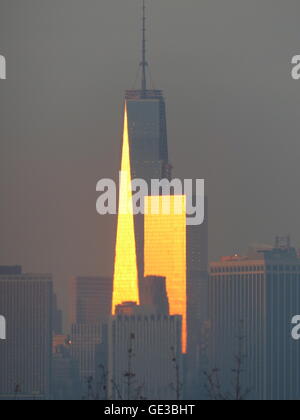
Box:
left=108, top=302, right=182, bottom=400
left=124, top=1, right=172, bottom=288
left=70, top=324, right=103, bottom=391
left=186, top=197, right=209, bottom=398
left=69, top=275, right=112, bottom=393
left=52, top=293, right=63, bottom=335
left=0, top=267, right=52, bottom=400
left=140, top=276, right=169, bottom=315
left=144, top=194, right=187, bottom=353
left=52, top=335, right=81, bottom=400
left=69, top=276, right=112, bottom=325
left=112, top=106, right=139, bottom=313
left=209, top=239, right=300, bottom=400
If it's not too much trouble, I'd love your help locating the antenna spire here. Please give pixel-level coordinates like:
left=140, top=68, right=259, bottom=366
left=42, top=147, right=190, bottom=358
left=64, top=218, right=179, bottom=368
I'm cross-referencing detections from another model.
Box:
left=140, top=0, right=148, bottom=92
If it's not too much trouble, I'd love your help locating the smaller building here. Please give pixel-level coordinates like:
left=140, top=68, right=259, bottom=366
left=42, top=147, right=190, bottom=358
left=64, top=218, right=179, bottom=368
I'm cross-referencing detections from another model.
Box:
left=108, top=302, right=182, bottom=400
left=52, top=335, right=81, bottom=400
left=70, top=323, right=104, bottom=397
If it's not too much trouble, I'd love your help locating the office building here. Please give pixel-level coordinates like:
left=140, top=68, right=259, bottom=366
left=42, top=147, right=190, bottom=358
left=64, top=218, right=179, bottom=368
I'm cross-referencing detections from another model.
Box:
left=140, top=276, right=169, bottom=315
left=112, top=106, right=140, bottom=313
left=209, top=240, right=300, bottom=400
left=52, top=335, right=81, bottom=400
left=69, top=276, right=112, bottom=325
left=70, top=324, right=103, bottom=388
left=108, top=302, right=182, bottom=400
left=124, top=1, right=172, bottom=287
left=0, top=267, right=52, bottom=400
left=144, top=195, right=187, bottom=353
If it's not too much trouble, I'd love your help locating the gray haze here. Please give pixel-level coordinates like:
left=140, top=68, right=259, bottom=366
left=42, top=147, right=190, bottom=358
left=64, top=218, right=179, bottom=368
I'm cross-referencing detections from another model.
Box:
left=0, top=0, right=300, bottom=321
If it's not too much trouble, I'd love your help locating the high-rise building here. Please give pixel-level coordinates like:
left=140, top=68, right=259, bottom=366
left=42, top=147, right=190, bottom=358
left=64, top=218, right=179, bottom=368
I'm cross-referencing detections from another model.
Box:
left=126, top=0, right=170, bottom=184
left=209, top=240, right=300, bottom=400
left=69, top=276, right=112, bottom=325
left=187, top=197, right=209, bottom=338
left=69, top=276, right=112, bottom=392
left=140, top=276, right=169, bottom=315
left=124, top=1, right=172, bottom=287
left=70, top=324, right=103, bottom=388
left=52, top=335, right=81, bottom=400
left=52, top=293, right=63, bottom=335
left=0, top=267, right=52, bottom=400
left=112, top=106, right=140, bottom=313
left=126, top=89, right=170, bottom=183
left=186, top=197, right=209, bottom=397
left=108, top=302, right=182, bottom=400
left=144, top=195, right=187, bottom=353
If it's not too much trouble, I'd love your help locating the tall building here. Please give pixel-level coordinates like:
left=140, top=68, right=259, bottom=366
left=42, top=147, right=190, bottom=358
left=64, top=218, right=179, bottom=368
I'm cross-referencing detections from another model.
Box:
left=108, top=302, right=182, bottom=400
left=69, top=276, right=112, bottom=325
left=186, top=197, right=209, bottom=398
left=52, top=293, right=63, bottom=335
left=124, top=1, right=172, bottom=287
left=69, top=276, right=112, bottom=391
left=0, top=267, right=52, bottom=400
left=187, top=198, right=209, bottom=340
left=70, top=324, right=103, bottom=389
left=112, top=106, right=139, bottom=313
left=126, top=89, right=170, bottom=183
left=126, top=0, right=170, bottom=184
left=140, top=276, right=169, bottom=315
left=144, top=195, right=187, bottom=353
left=52, top=335, right=81, bottom=400
left=209, top=240, right=300, bottom=400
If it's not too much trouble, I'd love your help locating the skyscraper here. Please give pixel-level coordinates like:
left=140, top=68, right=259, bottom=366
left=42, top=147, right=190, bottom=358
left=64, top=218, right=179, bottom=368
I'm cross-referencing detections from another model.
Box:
left=186, top=197, right=209, bottom=398
left=126, top=1, right=171, bottom=183
left=69, top=276, right=112, bottom=390
left=144, top=195, right=187, bottom=353
left=0, top=267, right=53, bottom=400
left=112, top=106, right=139, bottom=313
left=69, top=276, right=112, bottom=325
left=125, top=1, right=172, bottom=287
left=140, top=276, right=169, bottom=315
left=70, top=324, right=103, bottom=388
left=209, top=240, right=300, bottom=400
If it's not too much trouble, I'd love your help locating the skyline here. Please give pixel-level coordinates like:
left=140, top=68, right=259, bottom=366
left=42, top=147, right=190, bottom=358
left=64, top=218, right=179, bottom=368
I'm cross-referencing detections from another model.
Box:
left=1, top=0, right=300, bottom=401
left=0, top=0, right=300, bottom=318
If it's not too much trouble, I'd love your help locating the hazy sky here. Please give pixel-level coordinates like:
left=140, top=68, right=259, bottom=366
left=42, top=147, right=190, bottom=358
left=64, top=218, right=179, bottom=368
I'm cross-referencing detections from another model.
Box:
left=1, top=0, right=300, bottom=316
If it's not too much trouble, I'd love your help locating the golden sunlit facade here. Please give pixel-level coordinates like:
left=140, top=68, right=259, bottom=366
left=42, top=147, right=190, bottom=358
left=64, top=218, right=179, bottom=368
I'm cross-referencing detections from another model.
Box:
left=144, top=195, right=187, bottom=353
left=112, top=106, right=139, bottom=314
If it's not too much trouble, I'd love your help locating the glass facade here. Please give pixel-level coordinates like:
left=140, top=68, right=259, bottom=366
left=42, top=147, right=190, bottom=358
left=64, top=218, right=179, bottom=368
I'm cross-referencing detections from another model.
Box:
left=144, top=195, right=187, bottom=353
left=112, top=106, right=139, bottom=313
left=126, top=91, right=169, bottom=183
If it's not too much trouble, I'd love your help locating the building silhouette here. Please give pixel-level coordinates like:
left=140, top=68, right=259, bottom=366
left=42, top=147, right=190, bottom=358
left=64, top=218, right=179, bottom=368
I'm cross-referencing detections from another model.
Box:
left=209, top=239, right=300, bottom=400
left=70, top=324, right=103, bottom=390
left=140, top=276, right=169, bottom=315
left=108, top=302, right=182, bottom=400
left=186, top=197, right=209, bottom=397
left=69, top=276, right=112, bottom=390
left=69, top=276, right=112, bottom=325
left=52, top=335, right=81, bottom=400
left=0, top=267, right=52, bottom=400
